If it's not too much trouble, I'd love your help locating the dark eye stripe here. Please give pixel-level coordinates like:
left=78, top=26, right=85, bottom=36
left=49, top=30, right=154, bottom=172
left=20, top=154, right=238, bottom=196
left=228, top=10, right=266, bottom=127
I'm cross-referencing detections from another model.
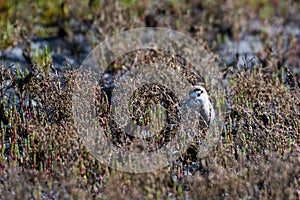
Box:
left=194, top=88, right=204, bottom=94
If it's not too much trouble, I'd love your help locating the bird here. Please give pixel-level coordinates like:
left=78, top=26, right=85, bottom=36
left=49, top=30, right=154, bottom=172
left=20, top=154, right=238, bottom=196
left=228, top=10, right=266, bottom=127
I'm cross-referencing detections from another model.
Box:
left=182, top=84, right=215, bottom=128
left=180, top=84, right=215, bottom=161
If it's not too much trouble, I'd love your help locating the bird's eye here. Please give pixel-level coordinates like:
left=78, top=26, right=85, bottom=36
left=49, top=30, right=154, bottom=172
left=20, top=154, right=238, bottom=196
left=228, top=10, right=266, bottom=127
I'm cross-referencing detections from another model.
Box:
left=197, top=93, right=201, bottom=97
left=201, top=90, right=204, bottom=94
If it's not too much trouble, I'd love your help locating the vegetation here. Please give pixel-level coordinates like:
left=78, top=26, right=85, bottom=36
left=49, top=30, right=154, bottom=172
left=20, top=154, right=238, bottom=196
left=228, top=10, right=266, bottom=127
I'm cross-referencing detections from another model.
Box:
left=0, top=0, right=299, bottom=199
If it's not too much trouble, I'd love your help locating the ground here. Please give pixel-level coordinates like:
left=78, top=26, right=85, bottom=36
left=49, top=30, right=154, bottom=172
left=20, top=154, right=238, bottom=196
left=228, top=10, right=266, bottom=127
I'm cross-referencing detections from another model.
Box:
left=0, top=0, right=299, bottom=199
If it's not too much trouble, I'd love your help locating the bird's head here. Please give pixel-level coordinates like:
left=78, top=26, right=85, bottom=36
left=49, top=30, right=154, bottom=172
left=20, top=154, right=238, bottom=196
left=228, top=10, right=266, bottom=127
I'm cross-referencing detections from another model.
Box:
left=189, top=85, right=209, bottom=105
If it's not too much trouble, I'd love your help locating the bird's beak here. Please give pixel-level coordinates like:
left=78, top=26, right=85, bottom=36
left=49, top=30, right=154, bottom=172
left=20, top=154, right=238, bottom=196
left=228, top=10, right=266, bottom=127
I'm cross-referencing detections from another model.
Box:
left=190, top=92, right=199, bottom=98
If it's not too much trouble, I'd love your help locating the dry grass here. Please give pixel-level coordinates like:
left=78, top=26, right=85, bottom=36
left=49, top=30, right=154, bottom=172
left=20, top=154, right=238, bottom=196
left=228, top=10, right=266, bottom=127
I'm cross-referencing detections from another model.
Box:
left=0, top=0, right=299, bottom=199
